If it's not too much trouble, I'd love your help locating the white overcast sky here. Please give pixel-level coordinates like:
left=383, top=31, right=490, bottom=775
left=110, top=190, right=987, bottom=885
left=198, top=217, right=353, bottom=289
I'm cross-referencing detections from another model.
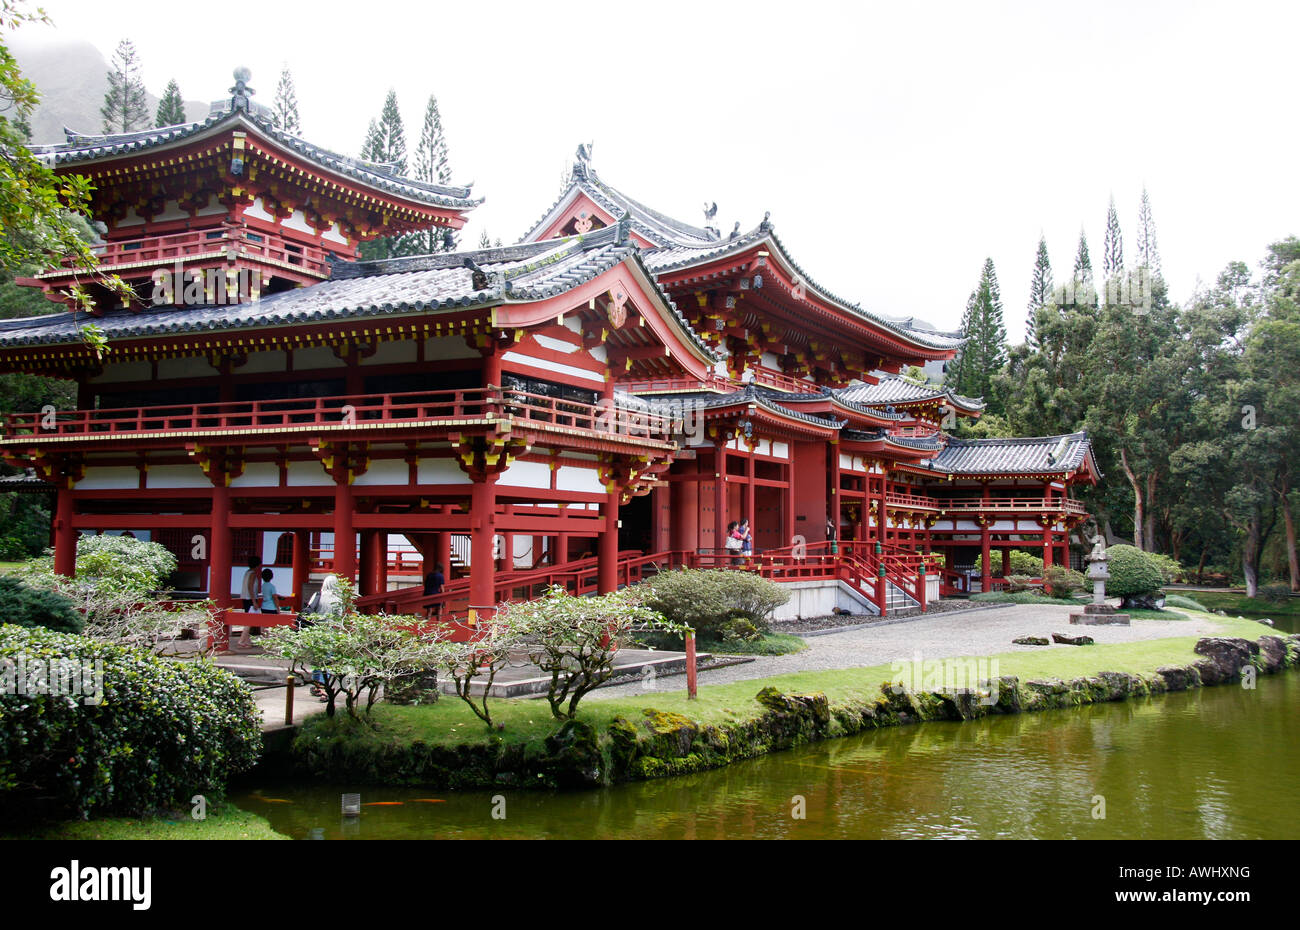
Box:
left=14, top=0, right=1299, bottom=341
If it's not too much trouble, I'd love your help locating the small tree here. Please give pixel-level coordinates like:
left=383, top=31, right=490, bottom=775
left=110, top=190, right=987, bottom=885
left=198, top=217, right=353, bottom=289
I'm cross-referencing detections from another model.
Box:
left=433, top=611, right=523, bottom=730
left=506, top=586, right=688, bottom=720
left=262, top=613, right=435, bottom=719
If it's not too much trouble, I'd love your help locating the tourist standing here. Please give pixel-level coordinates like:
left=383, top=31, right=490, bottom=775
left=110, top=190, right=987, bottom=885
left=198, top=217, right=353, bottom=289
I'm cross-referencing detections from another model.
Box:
left=236, top=556, right=263, bottom=648
left=424, top=562, right=446, bottom=619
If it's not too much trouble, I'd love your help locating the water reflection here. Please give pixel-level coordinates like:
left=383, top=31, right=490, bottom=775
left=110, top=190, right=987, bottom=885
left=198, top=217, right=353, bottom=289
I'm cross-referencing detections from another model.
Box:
left=235, top=673, right=1298, bottom=840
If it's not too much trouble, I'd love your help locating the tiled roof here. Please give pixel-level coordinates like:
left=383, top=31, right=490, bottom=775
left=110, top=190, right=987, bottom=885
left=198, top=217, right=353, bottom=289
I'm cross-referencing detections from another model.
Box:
left=32, top=106, right=481, bottom=212
left=836, top=376, right=985, bottom=412
left=522, top=154, right=965, bottom=355
left=0, top=224, right=719, bottom=361
left=754, top=386, right=904, bottom=421
left=926, top=432, right=1093, bottom=475
left=647, top=385, right=844, bottom=431
left=841, top=429, right=943, bottom=452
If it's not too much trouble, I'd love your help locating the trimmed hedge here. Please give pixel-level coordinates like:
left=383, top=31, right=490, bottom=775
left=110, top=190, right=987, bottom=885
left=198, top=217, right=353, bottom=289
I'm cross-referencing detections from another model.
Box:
left=0, top=624, right=261, bottom=818
left=637, top=569, right=790, bottom=641
left=1105, top=545, right=1165, bottom=599
left=0, top=576, right=83, bottom=634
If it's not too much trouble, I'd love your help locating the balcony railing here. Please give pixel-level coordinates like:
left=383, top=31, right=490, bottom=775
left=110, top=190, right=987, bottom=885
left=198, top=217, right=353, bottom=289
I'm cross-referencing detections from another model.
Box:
left=884, top=491, right=942, bottom=510
left=941, top=496, right=1087, bottom=513
left=1, top=387, right=680, bottom=446
left=50, top=225, right=332, bottom=278
left=619, top=367, right=822, bottom=397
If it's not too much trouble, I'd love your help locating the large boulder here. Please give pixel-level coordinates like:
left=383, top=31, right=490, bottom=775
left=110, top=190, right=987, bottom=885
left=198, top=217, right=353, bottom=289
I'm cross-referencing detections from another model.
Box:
left=1257, top=635, right=1289, bottom=674
left=1153, top=665, right=1200, bottom=692
left=1192, top=637, right=1260, bottom=684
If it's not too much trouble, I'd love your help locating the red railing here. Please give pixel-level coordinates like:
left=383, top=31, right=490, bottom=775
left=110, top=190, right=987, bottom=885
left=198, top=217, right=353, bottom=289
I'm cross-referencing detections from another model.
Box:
left=884, top=491, right=941, bottom=510
left=70, top=225, right=331, bottom=277
left=941, top=496, right=1086, bottom=513
left=2, top=386, right=679, bottom=445
left=618, top=367, right=820, bottom=396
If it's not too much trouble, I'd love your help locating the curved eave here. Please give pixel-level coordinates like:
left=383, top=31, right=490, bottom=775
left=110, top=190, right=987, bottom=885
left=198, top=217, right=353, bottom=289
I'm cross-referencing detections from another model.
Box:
left=45, top=110, right=482, bottom=214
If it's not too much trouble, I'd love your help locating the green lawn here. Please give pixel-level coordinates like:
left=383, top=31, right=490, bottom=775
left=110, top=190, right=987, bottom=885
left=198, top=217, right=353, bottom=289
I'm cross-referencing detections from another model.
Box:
left=3, top=803, right=286, bottom=840
left=308, top=611, right=1281, bottom=752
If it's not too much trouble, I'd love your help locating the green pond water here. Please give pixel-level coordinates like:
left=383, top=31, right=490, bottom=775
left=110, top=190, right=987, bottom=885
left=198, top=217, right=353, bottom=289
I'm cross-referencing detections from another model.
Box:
left=235, top=671, right=1299, bottom=840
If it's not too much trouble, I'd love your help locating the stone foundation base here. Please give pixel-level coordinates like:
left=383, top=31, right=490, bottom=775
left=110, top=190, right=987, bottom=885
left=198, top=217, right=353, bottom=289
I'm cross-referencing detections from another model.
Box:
left=1070, top=605, right=1130, bottom=626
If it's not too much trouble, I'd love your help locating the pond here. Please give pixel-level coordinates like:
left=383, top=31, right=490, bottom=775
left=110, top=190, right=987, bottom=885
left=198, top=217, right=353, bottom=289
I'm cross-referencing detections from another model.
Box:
left=234, top=670, right=1298, bottom=839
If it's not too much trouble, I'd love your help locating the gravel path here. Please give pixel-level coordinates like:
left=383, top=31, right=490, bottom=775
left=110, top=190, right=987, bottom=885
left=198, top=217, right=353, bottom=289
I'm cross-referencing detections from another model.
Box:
left=588, top=604, right=1225, bottom=700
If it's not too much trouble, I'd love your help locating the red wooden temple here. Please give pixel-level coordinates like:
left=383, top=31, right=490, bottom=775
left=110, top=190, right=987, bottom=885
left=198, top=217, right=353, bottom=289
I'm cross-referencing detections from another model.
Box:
left=0, top=78, right=1098, bottom=629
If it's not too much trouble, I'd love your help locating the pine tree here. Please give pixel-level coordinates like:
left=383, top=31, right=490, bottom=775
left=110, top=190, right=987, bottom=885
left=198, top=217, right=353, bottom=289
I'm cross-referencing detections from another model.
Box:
left=411, top=93, right=453, bottom=253
left=1103, top=195, right=1124, bottom=277
left=478, top=229, right=492, bottom=250
left=950, top=258, right=1007, bottom=408
left=1073, top=229, right=1093, bottom=282
left=154, top=78, right=186, bottom=128
left=100, top=39, right=149, bottom=133
left=272, top=67, right=301, bottom=134
left=1136, top=186, right=1161, bottom=276
left=357, top=92, right=409, bottom=260
left=1026, top=235, right=1053, bottom=348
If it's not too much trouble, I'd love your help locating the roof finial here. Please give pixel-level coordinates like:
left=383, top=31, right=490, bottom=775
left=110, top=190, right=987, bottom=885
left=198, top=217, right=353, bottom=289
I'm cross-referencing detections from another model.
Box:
left=703, top=202, right=719, bottom=240
left=229, top=67, right=255, bottom=112
left=729, top=220, right=740, bottom=240
left=573, top=141, right=592, bottom=180
left=760, top=211, right=771, bottom=231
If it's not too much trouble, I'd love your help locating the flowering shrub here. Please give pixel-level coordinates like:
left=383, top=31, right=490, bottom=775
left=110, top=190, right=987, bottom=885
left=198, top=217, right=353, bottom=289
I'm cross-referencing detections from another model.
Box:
left=0, top=624, right=261, bottom=818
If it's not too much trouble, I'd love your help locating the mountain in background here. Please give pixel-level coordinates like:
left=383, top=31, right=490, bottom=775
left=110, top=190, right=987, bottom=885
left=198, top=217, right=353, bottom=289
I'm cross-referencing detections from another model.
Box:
left=11, top=37, right=209, bottom=144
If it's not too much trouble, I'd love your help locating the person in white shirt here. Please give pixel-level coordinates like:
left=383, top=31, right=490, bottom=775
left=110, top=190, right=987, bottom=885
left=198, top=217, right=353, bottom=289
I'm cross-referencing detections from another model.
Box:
left=236, top=557, right=262, bottom=648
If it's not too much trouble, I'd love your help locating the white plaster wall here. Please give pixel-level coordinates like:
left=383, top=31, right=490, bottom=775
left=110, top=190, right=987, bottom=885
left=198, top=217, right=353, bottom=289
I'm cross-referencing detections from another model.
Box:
left=418, top=458, right=471, bottom=485
left=556, top=466, right=602, bottom=494
left=76, top=467, right=138, bottom=490
left=147, top=464, right=208, bottom=488
left=286, top=461, right=332, bottom=486
left=230, top=462, right=280, bottom=488
left=498, top=459, right=551, bottom=489
left=354, top=459, right=408, bottom=486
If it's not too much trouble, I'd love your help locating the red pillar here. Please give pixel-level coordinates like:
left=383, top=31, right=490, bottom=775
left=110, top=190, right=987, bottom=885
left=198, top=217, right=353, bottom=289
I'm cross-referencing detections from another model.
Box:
left=53, top=483, right=77, bottom=578
left=333, top=481, right=356, bottom=582
left=1042, top=525, right=1054, bottom=569
left=435, top=528, right=452, bottom=577
left=829, top=443, right=841, bottom=550
left=980, top=524, right=992, bottom=592
left=745, top=452, right=756, bottom=540
left=469, top=476, right=497, bottom=617
left=1001, top=548, right=1011, bottom=577
left=714, top=440, right=727, bottom=558
left=783, top=463, right=795, bottom=549
left=556, top=532, right=569, bottom=565
left=291, top=530, right=310, bottom=610
left=599, top=488, right=619, bottom=594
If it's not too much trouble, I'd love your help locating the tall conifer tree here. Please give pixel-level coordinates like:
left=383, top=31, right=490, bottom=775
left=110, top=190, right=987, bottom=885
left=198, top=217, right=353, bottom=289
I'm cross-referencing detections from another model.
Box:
left=1136, top=186, right=1161, bottom=277
left=950, top=258, right=1007, bottom=408
left=1073, top=229, right=1093, bottom=281
left=1103, top=195, right=1124, bottom=277
left=1026, top=234, right=1052, bottom=347
left=411, top=93, right=453, bottom=253
left=272, top=67, right=301, bottom=134
left=154, top=78, right=185, bottom=127
left=100, top=39, right=149, bottom=133
left=358, top=91, right=409, bottom=259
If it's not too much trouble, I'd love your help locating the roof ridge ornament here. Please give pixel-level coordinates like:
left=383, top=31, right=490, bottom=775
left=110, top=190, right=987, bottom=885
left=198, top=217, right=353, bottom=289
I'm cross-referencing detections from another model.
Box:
left=616, top=210, right=631, bottom=245
left=573, top=141, right=593, bottom=181
left=463, top=256, right=496, bottom=292
left=229, top=67, right=255, bottom=113
left=760, top=211, right=771, bottom=232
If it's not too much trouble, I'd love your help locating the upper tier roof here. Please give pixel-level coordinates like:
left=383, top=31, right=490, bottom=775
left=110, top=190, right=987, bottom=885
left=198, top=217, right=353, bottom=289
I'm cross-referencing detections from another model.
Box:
left=838, top=375, right=985, bottom=413
left=0, top=222, right=716, bottom=362
left=522, top=151, right=963, bottom=355
left=924, top=431, right=1097, bottom=477
left=30, top=103, right=481, bottom=213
